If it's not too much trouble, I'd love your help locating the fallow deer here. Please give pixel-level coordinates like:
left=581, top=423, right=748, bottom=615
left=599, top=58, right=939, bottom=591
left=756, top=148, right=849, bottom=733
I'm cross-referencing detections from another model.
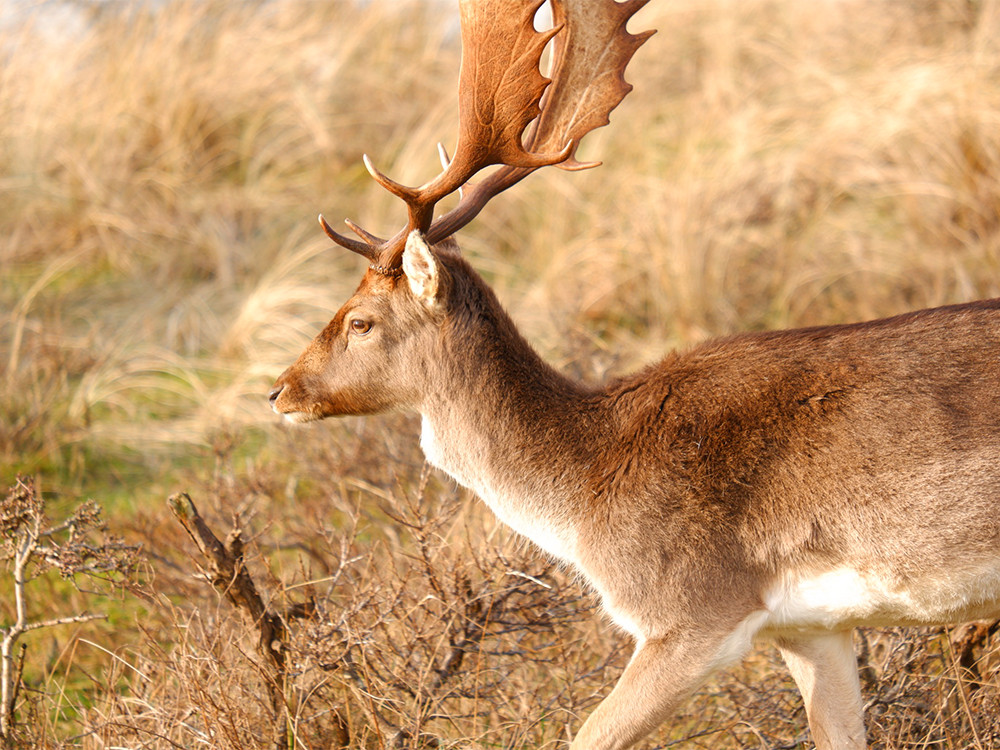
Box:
left=269, top=1, right=1000, bottom=748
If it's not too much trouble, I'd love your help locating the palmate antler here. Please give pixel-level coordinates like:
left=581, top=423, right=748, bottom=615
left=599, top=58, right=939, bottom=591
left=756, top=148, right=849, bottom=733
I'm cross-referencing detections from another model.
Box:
left=322, top=0, right=654, bottom=275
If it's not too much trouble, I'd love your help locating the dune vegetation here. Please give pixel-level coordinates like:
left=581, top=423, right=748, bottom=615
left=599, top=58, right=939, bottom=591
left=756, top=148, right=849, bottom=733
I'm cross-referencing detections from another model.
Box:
left=2, top=0, right=1000, bottom=746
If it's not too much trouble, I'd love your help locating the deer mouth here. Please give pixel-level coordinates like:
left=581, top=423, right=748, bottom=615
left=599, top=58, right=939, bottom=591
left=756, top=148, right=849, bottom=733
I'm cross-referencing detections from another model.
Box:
left=268, top=383, right=321, bottom=423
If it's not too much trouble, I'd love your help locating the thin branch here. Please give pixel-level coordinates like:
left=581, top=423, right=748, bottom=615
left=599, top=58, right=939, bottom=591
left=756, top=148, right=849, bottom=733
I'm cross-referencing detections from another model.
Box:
left=21, top=613, right=105, bottom=635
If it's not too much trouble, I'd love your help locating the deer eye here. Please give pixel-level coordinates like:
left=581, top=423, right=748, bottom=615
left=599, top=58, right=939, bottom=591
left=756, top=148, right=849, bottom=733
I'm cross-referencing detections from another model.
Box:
left=349, top=318, right=373, bottom=336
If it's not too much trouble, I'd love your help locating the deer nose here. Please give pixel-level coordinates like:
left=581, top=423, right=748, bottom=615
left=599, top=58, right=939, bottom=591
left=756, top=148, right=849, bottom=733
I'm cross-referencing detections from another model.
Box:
left=268, top=384, right=284, bottom=407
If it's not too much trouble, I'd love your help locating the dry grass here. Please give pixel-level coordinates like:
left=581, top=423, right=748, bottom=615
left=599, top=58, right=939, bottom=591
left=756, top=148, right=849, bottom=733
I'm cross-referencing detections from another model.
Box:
left=2, top=0, right=1000, bottom=747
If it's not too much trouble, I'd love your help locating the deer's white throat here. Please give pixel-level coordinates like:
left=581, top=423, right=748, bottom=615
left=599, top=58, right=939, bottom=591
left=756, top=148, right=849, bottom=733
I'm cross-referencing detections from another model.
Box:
left=420, top=415, right=579, bottom=565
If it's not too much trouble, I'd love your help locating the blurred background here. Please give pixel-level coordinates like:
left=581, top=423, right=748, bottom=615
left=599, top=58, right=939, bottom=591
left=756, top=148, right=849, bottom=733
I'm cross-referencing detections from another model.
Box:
left=1, top=0, right=999, bottom=747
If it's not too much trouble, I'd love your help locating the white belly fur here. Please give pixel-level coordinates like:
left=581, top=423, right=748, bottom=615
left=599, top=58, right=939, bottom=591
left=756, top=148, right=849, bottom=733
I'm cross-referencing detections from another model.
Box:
left=707, top=563, right=1000, bottom=671
left=763, top=564, right=1000, bottom=633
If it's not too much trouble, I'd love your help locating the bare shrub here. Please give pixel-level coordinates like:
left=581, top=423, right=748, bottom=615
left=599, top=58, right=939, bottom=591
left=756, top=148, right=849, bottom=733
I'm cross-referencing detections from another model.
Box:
left=131, top=473, right=621, bottom=749
left=858, top=626, right=1000, bottom=749
left=0, top=477, right=140, bottom=748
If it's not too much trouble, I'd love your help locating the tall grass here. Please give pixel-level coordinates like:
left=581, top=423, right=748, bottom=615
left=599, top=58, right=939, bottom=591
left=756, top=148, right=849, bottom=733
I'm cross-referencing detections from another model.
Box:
left=1, top=0, right=1000, bottom=747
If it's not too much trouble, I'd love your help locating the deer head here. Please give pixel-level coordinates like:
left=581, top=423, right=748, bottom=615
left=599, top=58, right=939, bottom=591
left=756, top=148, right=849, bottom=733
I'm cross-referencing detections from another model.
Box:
left=269, top=0, right=653, bottom=422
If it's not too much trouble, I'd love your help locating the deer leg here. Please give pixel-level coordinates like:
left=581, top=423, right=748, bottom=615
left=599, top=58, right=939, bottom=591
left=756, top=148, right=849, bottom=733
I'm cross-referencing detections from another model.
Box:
left=569, top=630, right=748, bottom=750
left=777, top=630, right=866, bottom=750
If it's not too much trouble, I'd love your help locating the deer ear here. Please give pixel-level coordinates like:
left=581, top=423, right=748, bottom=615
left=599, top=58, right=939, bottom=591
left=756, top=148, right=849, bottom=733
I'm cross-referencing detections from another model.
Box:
left=403, top=231, right=440, bottom=306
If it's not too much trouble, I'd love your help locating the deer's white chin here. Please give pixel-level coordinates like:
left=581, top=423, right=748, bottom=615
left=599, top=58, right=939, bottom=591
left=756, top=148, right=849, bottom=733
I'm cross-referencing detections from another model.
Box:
left=280, top=411, right=318, bottom=424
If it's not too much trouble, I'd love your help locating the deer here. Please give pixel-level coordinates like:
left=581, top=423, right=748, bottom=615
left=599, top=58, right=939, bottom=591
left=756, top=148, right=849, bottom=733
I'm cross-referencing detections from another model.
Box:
left=268, top=1, right=1000, bottom=748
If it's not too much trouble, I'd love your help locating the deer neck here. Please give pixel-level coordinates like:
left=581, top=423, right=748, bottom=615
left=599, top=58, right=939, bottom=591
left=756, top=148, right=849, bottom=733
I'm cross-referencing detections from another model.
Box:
left=418, top=282, right=598, bottom=564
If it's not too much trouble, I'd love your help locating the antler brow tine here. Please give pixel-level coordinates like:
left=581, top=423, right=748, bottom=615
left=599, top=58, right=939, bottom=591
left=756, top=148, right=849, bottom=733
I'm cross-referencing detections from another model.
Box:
left=319, top=215, right=379, bottom=262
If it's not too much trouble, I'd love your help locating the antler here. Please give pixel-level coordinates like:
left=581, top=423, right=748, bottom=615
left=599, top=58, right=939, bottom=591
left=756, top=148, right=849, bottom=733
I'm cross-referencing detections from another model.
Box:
left=323, top=0, right=653, bottom=274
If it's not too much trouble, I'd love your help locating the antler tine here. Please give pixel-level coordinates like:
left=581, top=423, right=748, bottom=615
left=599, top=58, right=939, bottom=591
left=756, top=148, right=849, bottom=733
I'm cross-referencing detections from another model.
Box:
left=436, top=143, right=451, bottom=170
left=344, top=218, right=385, bottom=248
left=362, top=154, right=421, bottom=208
left=319, top=215, right=379, bottom=262
left=437, top=143, right=465, bottom=201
